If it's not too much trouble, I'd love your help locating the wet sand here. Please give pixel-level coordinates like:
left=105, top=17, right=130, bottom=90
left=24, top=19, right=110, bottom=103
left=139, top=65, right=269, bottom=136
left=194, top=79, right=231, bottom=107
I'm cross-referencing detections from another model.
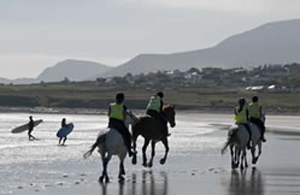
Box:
left=3, top=113, right=300, bottom=195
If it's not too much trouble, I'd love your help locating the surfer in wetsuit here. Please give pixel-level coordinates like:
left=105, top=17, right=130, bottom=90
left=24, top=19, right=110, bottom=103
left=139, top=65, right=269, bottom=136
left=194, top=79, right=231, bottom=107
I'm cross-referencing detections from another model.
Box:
left=28, top=116, right=36, bottom=140
left=59, top=118, right=68, bottom=146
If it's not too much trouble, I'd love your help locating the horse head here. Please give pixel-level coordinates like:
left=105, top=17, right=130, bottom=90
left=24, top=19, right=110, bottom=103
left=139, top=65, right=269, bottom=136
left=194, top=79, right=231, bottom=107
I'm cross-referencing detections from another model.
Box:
left=125, top=110, right=139, bottom=128
left=162, top=105, right=176, bottom=128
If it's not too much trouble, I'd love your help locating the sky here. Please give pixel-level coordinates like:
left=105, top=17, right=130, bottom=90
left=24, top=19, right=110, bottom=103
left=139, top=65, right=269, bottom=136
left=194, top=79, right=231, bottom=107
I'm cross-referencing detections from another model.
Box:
left=1, top=0, right=300, bottom=79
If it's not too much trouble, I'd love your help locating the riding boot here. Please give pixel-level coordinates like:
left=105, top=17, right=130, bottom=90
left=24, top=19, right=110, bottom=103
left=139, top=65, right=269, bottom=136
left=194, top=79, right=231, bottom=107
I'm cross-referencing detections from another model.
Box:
left=124, top=138, right=136, bottom=157
left=260, top=126, right=267, bottom=142
left=261, top=133, right=267, bottom=142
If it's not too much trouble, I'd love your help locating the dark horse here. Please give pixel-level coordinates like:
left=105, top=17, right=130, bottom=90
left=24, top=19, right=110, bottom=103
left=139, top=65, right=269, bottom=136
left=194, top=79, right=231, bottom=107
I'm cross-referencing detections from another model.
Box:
left=131, top=105, right=176, bottom=167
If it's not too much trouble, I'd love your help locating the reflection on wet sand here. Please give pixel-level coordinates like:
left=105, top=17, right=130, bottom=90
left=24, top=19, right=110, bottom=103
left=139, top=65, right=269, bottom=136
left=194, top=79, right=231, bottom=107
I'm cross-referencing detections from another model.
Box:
left=100, top=171, right=168, bottom=195
left=228, top=168, right=264, bottom=195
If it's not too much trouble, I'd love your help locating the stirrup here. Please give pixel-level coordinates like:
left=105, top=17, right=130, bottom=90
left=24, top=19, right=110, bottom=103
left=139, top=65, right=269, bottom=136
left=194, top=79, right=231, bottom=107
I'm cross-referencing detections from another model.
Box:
left=247, top=144, right=252, bottom=149
left=128, top=151, right=137, bottom=157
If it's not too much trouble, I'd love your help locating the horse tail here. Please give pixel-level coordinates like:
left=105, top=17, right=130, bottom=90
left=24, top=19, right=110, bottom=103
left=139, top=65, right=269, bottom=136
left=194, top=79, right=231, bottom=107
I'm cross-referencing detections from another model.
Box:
left=83, top=133, right=106, bottom=159
left=221, top=128, right=237, bottom=155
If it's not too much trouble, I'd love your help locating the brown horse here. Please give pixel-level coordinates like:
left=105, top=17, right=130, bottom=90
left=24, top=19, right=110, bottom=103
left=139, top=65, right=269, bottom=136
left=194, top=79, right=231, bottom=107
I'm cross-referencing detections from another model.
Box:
left=131, top=105, right=176, bottom=167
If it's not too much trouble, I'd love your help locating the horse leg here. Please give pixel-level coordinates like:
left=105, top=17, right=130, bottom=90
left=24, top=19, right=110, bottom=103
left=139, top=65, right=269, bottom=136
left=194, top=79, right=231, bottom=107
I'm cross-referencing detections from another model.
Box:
left=251, top=145, right=257, bottom=164
left=244, top=149, right=248, bottom=168
left=235, top=147, right=241, bottom=169
left=254, top=142, right=262, bottom=164
left=131, top=135, right=138, bottom=165
left=233, top=146, right=238, bottom=168
left=230, top=145, right=235, bottom=169
left=148, top=141, right=156, bottom=168
left=142, top=139, right=150, bottom=167
left=118, top=156, right=126, bottom=182
left=240, top=149, right=247, bottom=170
left=100, top=153, right=112, bottom=183
left=160, top=138, right=169, bottom=165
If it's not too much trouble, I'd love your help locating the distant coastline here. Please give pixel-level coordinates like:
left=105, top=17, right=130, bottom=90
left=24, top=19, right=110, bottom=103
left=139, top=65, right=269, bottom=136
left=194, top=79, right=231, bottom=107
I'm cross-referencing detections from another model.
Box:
left=1, top=106, right=299, bottom=116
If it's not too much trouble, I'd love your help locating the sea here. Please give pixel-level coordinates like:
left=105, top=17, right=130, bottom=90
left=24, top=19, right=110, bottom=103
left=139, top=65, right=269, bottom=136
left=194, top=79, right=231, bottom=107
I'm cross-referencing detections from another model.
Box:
left=2, top=112, right=300, bottom=195
left=0, top=112, right=225, bottom=194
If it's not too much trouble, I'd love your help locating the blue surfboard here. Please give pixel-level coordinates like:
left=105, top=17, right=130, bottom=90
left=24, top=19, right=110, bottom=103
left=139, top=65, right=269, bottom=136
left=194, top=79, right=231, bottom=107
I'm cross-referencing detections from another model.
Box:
left=57, top=123, right=74, bottom=138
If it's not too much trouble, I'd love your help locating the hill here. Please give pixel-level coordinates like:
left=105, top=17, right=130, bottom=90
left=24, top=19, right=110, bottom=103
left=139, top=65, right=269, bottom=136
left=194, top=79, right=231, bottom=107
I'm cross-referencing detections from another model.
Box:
left=0, top=77, right=11, bottom=85
left=100, top=19, right=300, bottom=77
left=37, top=59, right=111, bottom=82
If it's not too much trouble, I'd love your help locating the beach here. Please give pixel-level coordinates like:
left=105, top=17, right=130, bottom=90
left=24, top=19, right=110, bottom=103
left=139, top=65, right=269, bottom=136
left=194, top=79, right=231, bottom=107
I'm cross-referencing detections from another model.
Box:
left=1, top=112, right=300, bottom=195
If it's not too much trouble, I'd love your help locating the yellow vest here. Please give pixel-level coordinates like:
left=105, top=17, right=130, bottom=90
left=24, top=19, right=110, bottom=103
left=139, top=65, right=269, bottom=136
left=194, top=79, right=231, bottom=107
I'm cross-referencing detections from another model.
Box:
left=234, top=106, right=247, bottom=123
left=109, top=103, right=124, bottom=121
left=248, top=102, right=261, bottom=119
left=146, top=96, right=161, bottom=112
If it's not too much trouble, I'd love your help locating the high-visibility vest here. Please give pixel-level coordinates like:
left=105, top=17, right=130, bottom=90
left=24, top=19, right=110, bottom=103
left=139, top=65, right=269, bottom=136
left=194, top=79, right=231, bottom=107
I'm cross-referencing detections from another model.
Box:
left=248, top=102, right=261, bottom=119
left=109, top=103, right=124, bottom=121
left=234, top=106, right=247, bottom=123
left=146, top=96, right=161, bottom=112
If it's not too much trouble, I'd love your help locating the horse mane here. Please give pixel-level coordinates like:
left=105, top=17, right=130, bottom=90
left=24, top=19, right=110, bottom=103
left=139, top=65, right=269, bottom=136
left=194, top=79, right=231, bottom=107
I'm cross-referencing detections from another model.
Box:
left=163, top=105, right=173, bottom=111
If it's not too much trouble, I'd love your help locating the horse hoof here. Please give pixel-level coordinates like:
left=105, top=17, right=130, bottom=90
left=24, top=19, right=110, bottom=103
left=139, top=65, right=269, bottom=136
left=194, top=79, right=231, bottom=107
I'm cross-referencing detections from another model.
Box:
left=231, top=163, right=235, bottom=169
left=160, top=159, right=166, bottom=165
left=148, top=163, right=153, bottom=168
left=99, top=176, right=104, bottom=183
left=132, top=157, right=137, bottom=165
left=142, top=163, right=147, bottom=167
left=105, top=177, right=110, bottom=183
left=118, top=176, right=125, bottom=182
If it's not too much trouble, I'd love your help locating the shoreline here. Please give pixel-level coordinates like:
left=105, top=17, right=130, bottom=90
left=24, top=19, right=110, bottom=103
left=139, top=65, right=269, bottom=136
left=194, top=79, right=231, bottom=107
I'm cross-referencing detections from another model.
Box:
left=1, top=112, right=300, bottom=195
left=1, top=106, right=300, bottom=116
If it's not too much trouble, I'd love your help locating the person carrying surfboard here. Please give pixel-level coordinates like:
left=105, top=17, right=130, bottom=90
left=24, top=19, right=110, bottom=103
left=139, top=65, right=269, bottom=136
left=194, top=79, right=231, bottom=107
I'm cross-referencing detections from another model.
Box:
left=28, top=116, right=36, bottom=140
left=56, top=118, right=74, bottom=146
left=59, top=118, right=67, bottom=146
left=108, top=93, right=135, bottom=157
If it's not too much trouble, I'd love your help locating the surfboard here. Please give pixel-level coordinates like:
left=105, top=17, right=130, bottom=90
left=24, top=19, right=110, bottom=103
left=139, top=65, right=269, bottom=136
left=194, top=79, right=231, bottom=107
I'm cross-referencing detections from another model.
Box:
left=11, top=119, right=43, bottom=134
left=57, top=123, right=74, bottom=138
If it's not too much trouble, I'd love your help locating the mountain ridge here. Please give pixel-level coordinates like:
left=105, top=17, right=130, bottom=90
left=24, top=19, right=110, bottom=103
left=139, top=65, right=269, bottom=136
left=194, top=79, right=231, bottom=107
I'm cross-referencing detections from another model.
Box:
left=37, top=59, right=111, bottom=82
left=98, top=18, right=300, bottom=77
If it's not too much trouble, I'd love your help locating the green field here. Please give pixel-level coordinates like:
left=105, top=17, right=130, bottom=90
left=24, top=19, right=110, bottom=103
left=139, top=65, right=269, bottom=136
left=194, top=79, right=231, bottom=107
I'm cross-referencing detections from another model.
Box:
left=0, top=82, right=300, bottom=114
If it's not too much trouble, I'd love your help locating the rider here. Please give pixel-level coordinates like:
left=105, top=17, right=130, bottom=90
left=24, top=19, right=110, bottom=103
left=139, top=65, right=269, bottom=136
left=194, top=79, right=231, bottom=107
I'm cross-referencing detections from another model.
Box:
left=248, top=96, right=266, bottom=142
left=28, top=116, right=36, bottom=140
left=146, top=92, right=170, bottom=137
left=108, top=93, right=135, bottom=157
left=234, top=98, right=252, bottom=149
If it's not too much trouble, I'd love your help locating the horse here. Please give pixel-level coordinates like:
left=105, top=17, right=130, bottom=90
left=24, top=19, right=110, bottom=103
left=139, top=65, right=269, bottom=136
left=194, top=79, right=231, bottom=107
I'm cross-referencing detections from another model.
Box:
left=222, top=114, right=266, bottom=169
left=131, top=105, right=176, bottom=168
left=221, top=123, right=250, bottom=170
left=83, top=112, right=137, bottom=183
